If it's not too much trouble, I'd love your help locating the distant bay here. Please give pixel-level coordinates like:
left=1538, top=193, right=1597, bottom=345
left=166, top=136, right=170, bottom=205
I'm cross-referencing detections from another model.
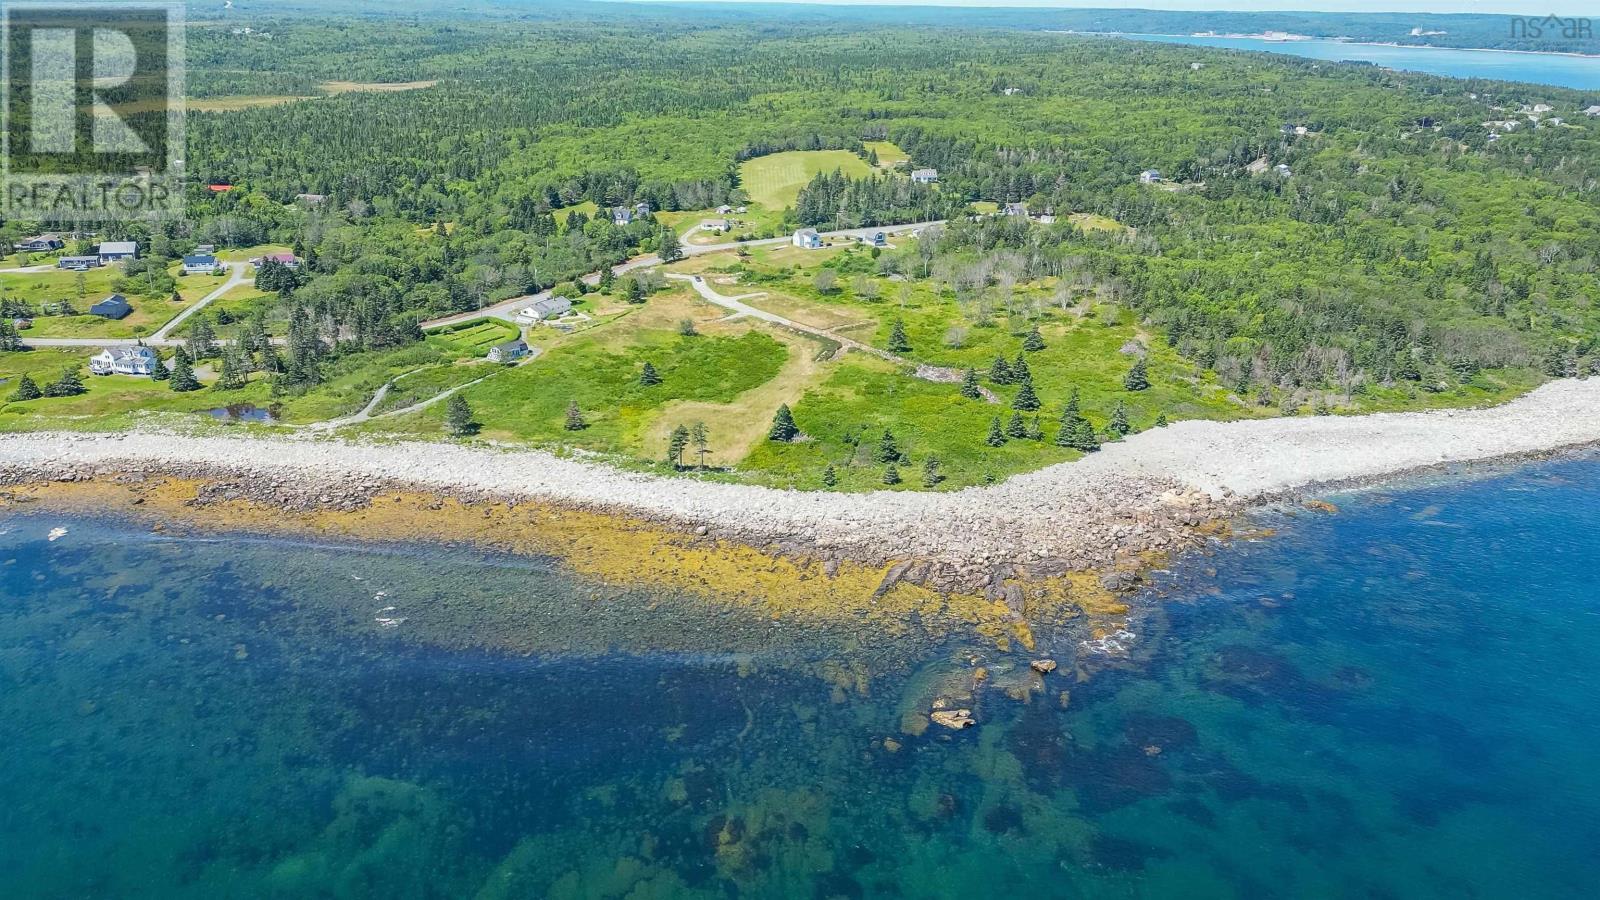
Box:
left=1105, top=33, right=1600, bottom=90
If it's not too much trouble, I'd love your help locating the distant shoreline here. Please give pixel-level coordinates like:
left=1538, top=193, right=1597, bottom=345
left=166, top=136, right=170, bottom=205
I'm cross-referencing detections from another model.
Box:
left=1057, top=31, right=1600, bottom=62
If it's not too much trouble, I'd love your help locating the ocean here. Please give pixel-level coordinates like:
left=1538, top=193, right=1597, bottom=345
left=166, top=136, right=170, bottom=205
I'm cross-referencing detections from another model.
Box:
left=1112, top=33, right=1600, bottom=90
left=4, top=454, right=1600, bottom=898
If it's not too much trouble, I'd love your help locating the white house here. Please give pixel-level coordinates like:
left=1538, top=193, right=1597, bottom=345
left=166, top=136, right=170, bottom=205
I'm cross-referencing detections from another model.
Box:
left=1585, top=106, right=1600, bottom=117
left=910, top=168, right=939, bottom=184
left=519, top=296, right=572, bottom=321
left=1138, top=169, right=1163, bottom=184
left=486, top=339, right=530, bottom=363
left=1274, top=163, right=1293, bottom=177
left=89, top=346, right=159, bottom=376
left=182, top=253, right=219, bottom=275
left=1002, top=202, right=1028, bottom=217
left=97, top=241, right=138, bottom=263
left=792, top=228, right=822, bottom=250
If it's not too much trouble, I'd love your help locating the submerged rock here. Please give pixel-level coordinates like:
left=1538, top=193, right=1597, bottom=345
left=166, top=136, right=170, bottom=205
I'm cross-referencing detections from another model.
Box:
left=930, top=709, right=975, bottom=730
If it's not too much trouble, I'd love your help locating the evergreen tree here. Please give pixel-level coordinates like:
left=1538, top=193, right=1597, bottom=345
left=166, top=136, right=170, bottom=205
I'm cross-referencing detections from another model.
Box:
left=564, top=400, right=587, bottom=431
left=149, top=352, right=169, bottom=381
left=921, top=457, right=942, bottom=488
left=658, top=227, right=683, bottom=263
left=169, top=351, right=200, bottom=392
left=625, top=278, right=647, bottom=304
left=677, top=318, right=698, bottom=337
left=768, top=404, right=799, bottom=441
left=982, top=471, right=997, bottom=485
left=1023, top=326, right=1046, bottom=352
left=1108, top=401, right=1131, bottom=438
left=1011, top=353, right=1031, bottom=383
left=0, top=319, right=17, bottom=351
left=1154, top=412, right=1169, bottom=427
left=1395, top=349, right=1422, bottom=381
left=44, top=367, right=86, bottom=397
left=1012, top=375, right=1041, bottom=411
left=213, top=345, right=246, bottom=390
left=187, top=314, right=218, bottom=361
left=690, top=421, right=710, bottom=468
left=598, top=266, right=616, bottom=293
left=7, top=373, right=40, bottom=402
left=985, top=416, right=1007, bottom=447
left=668, top=424, right=690, bottom=467
left=821, top=464, right=838, bottom=488
left=1006, top=411, right=1028, bottom=438
left=1123, top=357, right=1150, bottom=391
left=874, top=429, right=901, bottom=463
left=959, top=367, right=982, bottom=400
left=446, top=394, right=476, bottom=436
left=989, top=355, right=1013, bottom=385
left=1055, top=388, right=1098, bottom=451
left=639, top=361, right=662, bottom=386
left=887, top=319, right=912, bottom=354
left=882, top=465, right=902, bottom=486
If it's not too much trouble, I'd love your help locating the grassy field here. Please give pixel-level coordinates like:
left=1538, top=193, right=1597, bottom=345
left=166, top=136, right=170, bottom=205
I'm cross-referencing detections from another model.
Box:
left=738, top=150, right=874, bottom=212
left=171, top=286, right=282, bottom=336
left=6, top=264, right=231, bottom=339
left=190, top=81, right=438, bottom=113
left=1, top=233, right=1549, bottom=489
left=863, top=141, right=908, bottom=168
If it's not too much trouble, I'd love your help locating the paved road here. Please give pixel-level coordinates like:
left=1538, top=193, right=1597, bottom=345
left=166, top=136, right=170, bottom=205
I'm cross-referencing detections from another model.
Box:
left=152, top=263, right=251, bottom=341
left=17, top=263, right=251, bottom=350
left=421, top=220, right=942, bottom=331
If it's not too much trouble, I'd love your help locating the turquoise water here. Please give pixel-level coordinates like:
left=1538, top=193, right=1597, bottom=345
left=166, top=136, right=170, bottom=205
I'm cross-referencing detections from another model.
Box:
left=5, top=455, right=1600, bottom=898
left=1115, top=33, right=1600, bottom=90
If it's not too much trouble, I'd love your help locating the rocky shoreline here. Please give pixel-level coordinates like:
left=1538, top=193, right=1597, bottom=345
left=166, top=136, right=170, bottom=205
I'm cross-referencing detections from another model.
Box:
left=5, top=378, right=1600, bottom=594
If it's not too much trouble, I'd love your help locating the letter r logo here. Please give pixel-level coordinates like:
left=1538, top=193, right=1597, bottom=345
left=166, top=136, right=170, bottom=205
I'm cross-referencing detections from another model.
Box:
left=4, top=1, right=182, bottom=170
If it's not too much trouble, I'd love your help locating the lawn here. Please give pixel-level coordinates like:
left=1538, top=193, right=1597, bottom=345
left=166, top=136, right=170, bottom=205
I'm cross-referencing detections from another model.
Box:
left=7, top=263, right=231, bottom=340
left=170, top=287, right=282, bottom=336
left=738, top=150, right=874, bottom=212
left=863, top=141, right=908, bottom=168
left=365, top=327, right=789, bottom=455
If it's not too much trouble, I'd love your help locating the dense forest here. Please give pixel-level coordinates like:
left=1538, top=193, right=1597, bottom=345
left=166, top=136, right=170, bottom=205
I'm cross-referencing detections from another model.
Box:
left=7, top=9, right=1600, bottom=399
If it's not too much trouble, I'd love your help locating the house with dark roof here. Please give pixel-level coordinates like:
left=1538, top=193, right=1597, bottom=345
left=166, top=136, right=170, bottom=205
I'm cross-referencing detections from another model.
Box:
left=14, top=233, right=64, bottom=253
left=182, top=254, right=220, bottom=275
left=90, top=295, right=131, bottom=319
left=97, top=241, right=138, bottom=263
left=487, top=339, right=530, bottom=363
left=57, top=256, right=102, bottom=271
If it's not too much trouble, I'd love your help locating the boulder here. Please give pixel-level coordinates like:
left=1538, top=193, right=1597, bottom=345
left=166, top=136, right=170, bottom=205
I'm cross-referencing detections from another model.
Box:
left=930, top=709, right=975, bottom=730
left=1030, top=659, right=1057, bottom=675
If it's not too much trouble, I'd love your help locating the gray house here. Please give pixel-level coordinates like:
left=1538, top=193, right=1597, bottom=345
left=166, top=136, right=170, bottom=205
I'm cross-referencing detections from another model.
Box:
left=97, top=241, right=138, bottom=263
left=487, top=339, right=530, bottom=363
left=90, top=294, right=131, bottom=319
